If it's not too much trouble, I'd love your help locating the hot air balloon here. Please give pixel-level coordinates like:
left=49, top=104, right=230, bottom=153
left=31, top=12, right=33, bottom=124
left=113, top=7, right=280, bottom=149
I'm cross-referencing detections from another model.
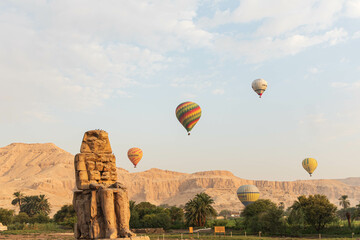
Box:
left=236, top=185, right=260, bottom=207
left=252, top=78, right=268, bottom=98
left=302, top=158, right=317, bottom=177
left=175, top=101, right=201, bottom=135
left=128, top=147, right=143, bottom=168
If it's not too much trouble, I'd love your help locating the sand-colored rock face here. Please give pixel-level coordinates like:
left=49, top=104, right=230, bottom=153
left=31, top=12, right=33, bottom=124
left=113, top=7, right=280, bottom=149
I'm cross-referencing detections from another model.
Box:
left=0, top=142, right=360, bottom=216
left=0, top=143, right=74, bottom=216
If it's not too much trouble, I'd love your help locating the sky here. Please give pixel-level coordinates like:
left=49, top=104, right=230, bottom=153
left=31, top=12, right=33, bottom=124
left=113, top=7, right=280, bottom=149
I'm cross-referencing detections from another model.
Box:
left=1, top=0, right=360, bottom=181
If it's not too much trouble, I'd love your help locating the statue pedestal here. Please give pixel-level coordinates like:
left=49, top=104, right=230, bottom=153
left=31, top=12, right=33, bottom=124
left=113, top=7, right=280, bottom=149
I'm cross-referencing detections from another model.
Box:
left=79, top=236, right=150, bottom=240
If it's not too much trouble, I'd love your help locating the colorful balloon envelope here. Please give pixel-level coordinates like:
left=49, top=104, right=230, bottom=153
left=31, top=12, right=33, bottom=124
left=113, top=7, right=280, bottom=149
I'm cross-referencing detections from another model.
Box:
left=127, top=147, right=143, bottom=168
left=252, top=78, right=268, bottom=98
left=175, top=101, right=201, bottom=135
left=237, top=185, right=260, bottom=207
left=302, top=158, right=317, bottom=177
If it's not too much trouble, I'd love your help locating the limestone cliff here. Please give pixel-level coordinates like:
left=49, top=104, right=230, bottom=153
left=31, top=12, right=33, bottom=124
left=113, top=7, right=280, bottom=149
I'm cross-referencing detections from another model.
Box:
left=0, top=143, right=359, bottom=215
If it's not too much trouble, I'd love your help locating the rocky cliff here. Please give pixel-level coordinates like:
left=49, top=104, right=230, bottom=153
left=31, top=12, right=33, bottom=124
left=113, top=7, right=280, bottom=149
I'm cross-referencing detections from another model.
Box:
left=0, top=143, right=359, bottom=215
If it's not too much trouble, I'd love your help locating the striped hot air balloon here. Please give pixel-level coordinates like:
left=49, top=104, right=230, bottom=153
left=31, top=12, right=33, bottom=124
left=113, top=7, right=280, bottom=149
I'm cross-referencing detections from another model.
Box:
left=302, top=158, right=318, bottom=177
left=237, top=185, right=260, bottom=207
left=175, top=101, right=201, bottom=135
left=128, top=147, right=143, bottom=168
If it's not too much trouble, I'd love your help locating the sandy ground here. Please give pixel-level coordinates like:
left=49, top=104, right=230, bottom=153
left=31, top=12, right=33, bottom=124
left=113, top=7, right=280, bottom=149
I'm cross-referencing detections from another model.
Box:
left=0, top=232, right=74, bottom=239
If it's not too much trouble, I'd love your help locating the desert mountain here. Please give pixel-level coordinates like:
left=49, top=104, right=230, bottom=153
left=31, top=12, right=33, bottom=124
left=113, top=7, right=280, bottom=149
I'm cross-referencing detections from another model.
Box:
left=0, top=143, right=74, bottom=215
left=0, top=143, right=359, bottom=216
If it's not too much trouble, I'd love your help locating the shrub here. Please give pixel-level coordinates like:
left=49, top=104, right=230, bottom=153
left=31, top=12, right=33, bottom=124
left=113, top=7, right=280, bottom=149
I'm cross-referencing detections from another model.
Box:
left=0, top=208, right=14, bottom=225
left=53, top=204, right=76, bottom=228
left=12, top=212, right=30, bottom=224
left=242, top=199, right=285, bottom=234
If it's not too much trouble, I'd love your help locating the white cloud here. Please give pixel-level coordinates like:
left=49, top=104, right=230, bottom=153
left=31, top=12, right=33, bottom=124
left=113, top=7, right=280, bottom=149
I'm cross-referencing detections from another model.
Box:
left=353, top=31, right=360, bottom=39
left=308, top=67, right=321, bottom=74
left=197, top=1, right=353, bottom=62
left=24, top=111, right=58, bottom=123
left=212, top=89, right=225, bottom=95
left=199, top=0, right=344, bottom=36
left=0, top=0, right=359, bottom=123
left=0, top=0, right=209, bottom=122
left=331, top=81, right=360, bottom=89
left=299, top=113, right=327, bottom=125
left=345, top=0, right=360, bottom=18
left=214, top=28, right=348, bottom=63
left=331, top=82, right=350, bottom=88
left=171, top=75, right=213, bottom=89
left=181, top=93, right=198, bottom=99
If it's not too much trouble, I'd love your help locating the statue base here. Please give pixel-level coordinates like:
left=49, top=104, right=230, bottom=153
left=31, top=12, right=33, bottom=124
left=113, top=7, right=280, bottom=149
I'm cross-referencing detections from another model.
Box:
left=78, top=236, right=150, bottom=240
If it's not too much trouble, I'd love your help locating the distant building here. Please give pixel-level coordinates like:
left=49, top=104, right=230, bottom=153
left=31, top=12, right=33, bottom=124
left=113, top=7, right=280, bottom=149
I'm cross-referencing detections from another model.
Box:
left=0, top=223, right=7, bottom=231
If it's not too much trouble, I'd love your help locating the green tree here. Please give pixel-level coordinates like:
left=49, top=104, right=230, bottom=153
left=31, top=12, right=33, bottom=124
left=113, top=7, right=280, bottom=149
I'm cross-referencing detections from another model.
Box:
left=53, top=204, right=76, bottom=227
left=0, top=208, right=14, bottom=225
left=11, top=192, right=24, bottom=209
left=20, top=195, right=51, bottom=217
left=219, top=210, right=232, bottom=219
left=291, top=194, right=337, bottom=232
left=241, top=199, right=285, bottom=234
left=353, top=202, right=360, bottom=220
left=168, top=206, right=184, bottom=228
left=168, top=206, right=184, bottom=223
left=134, top=202, right=159, bottom=219
left=129, top=201, right=141, bottom=228
left=12, top=212, right=30, bottom=223
left=339, top=195, right=351, bottom=228
left=130, top=201, right=173, bottom=229
left=129, top=200, right=136, bottom=213
left=184, top=192, right=217, bottom=227
left=29, top=214, right=50, bottom=223
left=287, top=199, right=306, bottom=227
left=141, top=213, right=171, bottom=229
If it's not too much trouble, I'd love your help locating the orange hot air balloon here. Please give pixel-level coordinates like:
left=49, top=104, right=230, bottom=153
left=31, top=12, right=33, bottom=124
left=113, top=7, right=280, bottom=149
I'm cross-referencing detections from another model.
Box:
left=127, top=147, right=143, bottom=168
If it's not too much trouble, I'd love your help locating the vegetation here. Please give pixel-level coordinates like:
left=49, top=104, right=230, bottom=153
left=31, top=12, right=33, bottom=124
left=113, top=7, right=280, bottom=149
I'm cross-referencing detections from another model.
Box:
left=219, top=209, right=232, bottom=219
left=53, top=204, right=76, bottom=228
left=184, top=192, right=217, bottom=227
left=130, top=201, right=184, bottom=229
left=20, top=195, right=51, bottom=217
left=241, top=199, right=285, bottom=234
left=339, top=195, right=351, bottom=228
left=11, top=192, right=24, bottom=210
left=0, top=208, right=14, bottom=226
left=289, top=194, right=337, bottom=232
left=3, top=191, right=360, bottom=238
left=0, top=193, right=59, bottom=232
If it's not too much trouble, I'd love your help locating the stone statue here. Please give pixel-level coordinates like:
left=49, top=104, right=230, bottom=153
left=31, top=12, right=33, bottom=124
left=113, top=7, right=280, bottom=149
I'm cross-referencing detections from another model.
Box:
left=73, top=130, right=139, bottom=239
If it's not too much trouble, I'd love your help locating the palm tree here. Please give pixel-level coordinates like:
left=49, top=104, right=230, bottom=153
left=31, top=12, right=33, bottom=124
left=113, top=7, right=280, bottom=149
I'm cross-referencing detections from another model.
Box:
left=339, top=195, right=351, bottom=228
left=21, top=195, right=51, bottom=217
left=184, top=192, right=217, bottom=227
left=288, top=197, right=306, bottom=227
left=37, top=195, right=51, bottom=215
left=11, top=191, right=24, bottom=210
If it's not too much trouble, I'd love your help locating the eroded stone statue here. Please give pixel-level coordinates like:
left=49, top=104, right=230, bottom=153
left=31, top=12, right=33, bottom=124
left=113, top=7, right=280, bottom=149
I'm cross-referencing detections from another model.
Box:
left=73, top=130, right=136, bottom=239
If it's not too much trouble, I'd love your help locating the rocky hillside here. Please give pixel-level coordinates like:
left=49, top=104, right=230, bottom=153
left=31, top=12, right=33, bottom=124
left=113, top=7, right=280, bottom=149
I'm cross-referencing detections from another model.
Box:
left=0, top=143, right=359, bottom=216
left=0, top=143, right=75, bottom=215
